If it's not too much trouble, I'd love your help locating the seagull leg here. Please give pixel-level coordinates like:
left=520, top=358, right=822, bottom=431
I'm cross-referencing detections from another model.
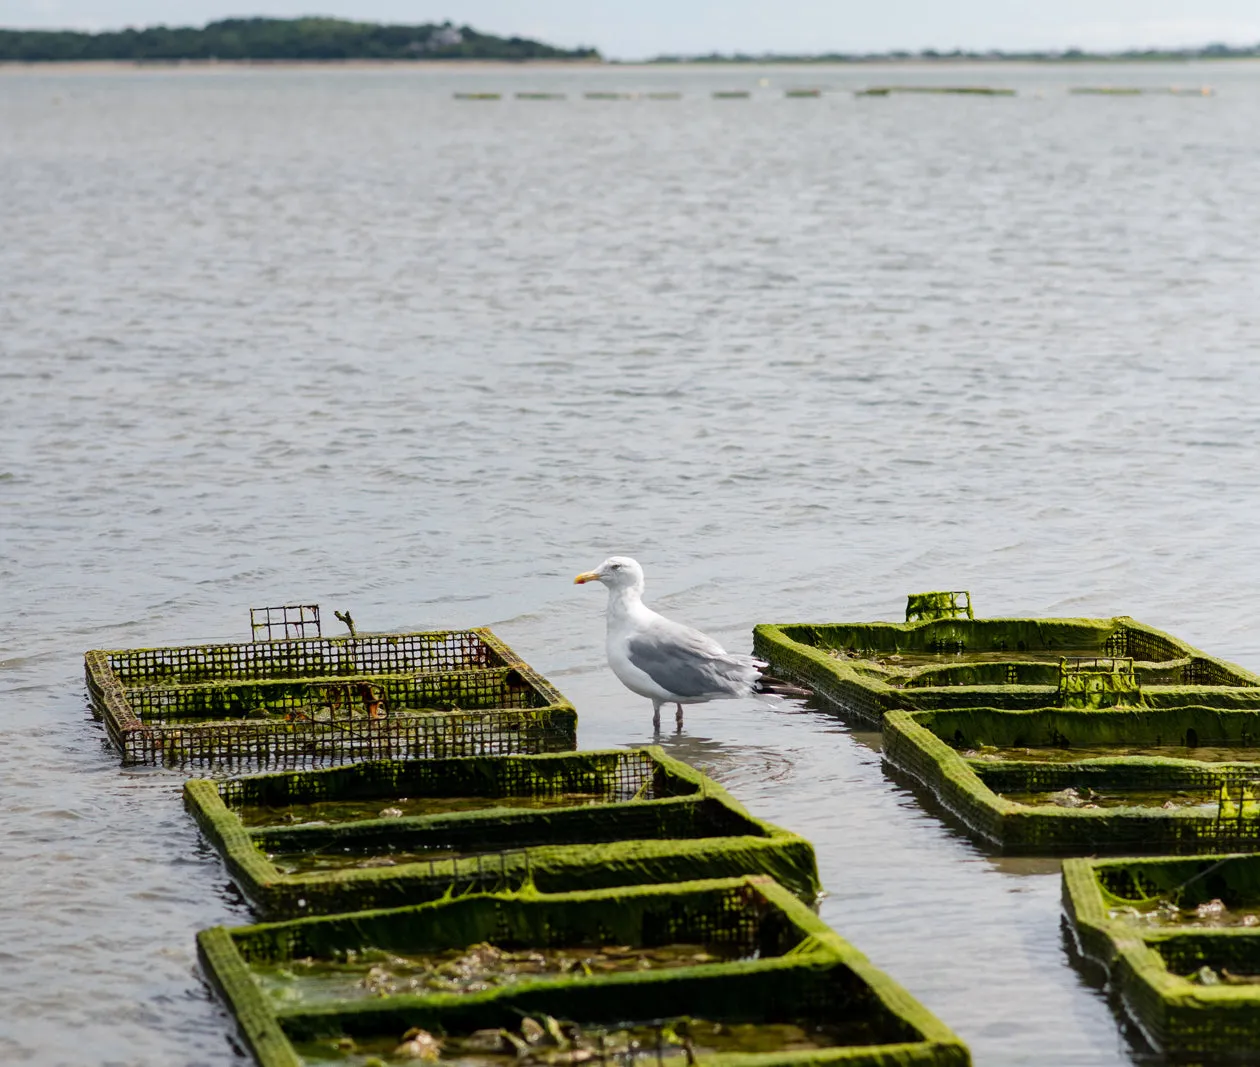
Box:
left=675, top=703, right=684, bottom=730
left=652, top=701, right=662, bottom=733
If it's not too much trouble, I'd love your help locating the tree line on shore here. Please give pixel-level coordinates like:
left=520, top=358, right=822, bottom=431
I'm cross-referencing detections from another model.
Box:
left=0, top=18, right=601, bottom=62
left=3, top=17, right=1254, bottom=65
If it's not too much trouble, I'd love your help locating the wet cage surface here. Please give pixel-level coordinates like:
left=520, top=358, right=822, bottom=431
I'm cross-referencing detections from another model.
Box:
left=6, top=60, right=1260, bottom=1065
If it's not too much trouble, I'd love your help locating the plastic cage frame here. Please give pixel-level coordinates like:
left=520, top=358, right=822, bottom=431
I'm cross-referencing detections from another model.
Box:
left=85, top=627, right=576, bottom=767
left=185, top=747, right=821, bottom=919
left=752, top=610, right=1260, bottom=726
left=197, top=876, right=970, bottom=1067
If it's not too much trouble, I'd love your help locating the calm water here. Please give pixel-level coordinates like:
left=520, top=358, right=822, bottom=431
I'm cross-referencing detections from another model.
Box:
left=3, top=60, right=1260, bottom=1066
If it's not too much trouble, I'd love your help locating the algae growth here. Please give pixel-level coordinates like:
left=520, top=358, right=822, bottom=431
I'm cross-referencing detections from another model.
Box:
left=1110, top=898, right=1260, bottom=929
left=829, top=649, right=1078, bottom=667
left=294, top=1014, right=873, bottom=1066
left=239, top=793, right=608, bottom=828
left=267, top=848, right=465, bottom=874
left=1000, top=787, right=1216, bottom=811
left=1186, top=964, right=1260, bottom=986
left=965, top=744, right=1260, bottom=765
left=253, top=941, right=748, bottom=1006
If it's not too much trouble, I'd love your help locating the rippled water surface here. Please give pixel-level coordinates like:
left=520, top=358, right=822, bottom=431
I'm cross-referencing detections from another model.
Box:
left=4, top=60, right=1260, bottom=1066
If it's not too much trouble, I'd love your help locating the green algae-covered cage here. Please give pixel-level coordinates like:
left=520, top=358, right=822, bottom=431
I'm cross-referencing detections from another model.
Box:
left=882, top=706, right=1260, bottom=854
left=198, top=876, right=970, bottom=1067
left=855, top=86, right=1016, bottom=96
left=753, top=607, right=1260, bottom=725
left=1063, top=853, right=1260, bottom=1059
left=85, top=628, right=576, bottom=767
left=186, top=748, right=821, bottom=918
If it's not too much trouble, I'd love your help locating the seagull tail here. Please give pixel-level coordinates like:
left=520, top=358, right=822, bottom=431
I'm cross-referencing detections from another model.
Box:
left=753, top=674, right=813, bottom=698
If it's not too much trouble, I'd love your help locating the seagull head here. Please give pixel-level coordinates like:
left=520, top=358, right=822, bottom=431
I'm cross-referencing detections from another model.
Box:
left=574, top=556, right=645, bottom=592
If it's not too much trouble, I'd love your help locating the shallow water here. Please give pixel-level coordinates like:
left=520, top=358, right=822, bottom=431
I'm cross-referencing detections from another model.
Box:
left=295, top=1018, right=864, bottom=1066
left=238, top=792, right=610, bottom=827
left=999, top=789, right=1217, bottom=811
left=253, top=942, right=742, bottom=1005
left=837, top=650, right=1111, bottom=666
left=1111, top=900, right=1260, bottom=929
left=5, top=59, right=1260, bottom=1066
left=266, top=848, right=464, bottom=874
left=967, top=744, right=1260, bottom=764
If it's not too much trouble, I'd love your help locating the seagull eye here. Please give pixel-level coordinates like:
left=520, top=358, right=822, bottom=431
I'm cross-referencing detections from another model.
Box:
left=610, top=563, right=622, bottom=570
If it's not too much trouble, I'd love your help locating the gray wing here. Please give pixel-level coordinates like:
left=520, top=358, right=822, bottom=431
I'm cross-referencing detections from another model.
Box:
left=625, top=617, right=762, bottom=699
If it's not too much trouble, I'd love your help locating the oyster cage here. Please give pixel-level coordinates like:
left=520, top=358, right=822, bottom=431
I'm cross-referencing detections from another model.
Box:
left=185, top=747, right=821, bottom=919
left=883, top=705, right=1260, bottom=855
left=753, top=603, right=1260, bottom=724
left=250, top=604, right=321, bottom=642
left=198, top=877, right=969, bottom=1067
left=1063, top=853, right=1260, bottom=1060
left=85, top=625, right=576, bottom=767
left=1058, top=657, right=1141, bottom=708
left=906, top=590, right=973, bottom=623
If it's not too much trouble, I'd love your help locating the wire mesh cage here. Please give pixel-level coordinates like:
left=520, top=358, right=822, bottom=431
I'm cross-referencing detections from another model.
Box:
left=883, top=705, right=1260, bottom=855
left=753, top=605, right=1260, bottom=725
left=197, top=876, right=969, bottom=1067
left=250, top=605, right=321, bottom=642
left=905, top=590, right=973, bottom=622
left=185, top=747, right=821, bottom=919
left=85, top=626, right=576, bottom=767
left=1057, top=656, right=1141, bottom=708
left=1064, top=852, right=1260, bottom=1061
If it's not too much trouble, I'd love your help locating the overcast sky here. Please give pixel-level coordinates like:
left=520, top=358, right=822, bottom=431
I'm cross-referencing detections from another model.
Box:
left=8, top=0, right=1260, bottom=59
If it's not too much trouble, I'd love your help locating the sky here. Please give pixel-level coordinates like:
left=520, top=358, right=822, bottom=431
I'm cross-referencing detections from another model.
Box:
left=6, top=0, right=1260, bottom=59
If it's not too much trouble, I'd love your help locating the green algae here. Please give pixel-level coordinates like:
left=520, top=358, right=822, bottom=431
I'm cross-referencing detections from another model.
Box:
left=253, top=942, right=747, bottom=1007
left=1186, top=965, right=1260, bottom=985
left=1109, top=898, right=1260, bottom=929
left=965, top=743, right=1260, bottom=765
left=999, top=787, right=1217, bottom=811
left=857, top=86, right=1016, bottom=96
left=267, top=848, right=465, bottom=874
left=294, top=1016, right=873, bottom=1066
left=837, top=649, right=1094, bottom=667
left=239, top=793, right=608, bottom=828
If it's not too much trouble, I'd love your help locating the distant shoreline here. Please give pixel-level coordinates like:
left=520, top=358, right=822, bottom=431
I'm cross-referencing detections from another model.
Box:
left=2, top=56, right=1256, bottom=75
left=0, top=58, right=603, bottom=72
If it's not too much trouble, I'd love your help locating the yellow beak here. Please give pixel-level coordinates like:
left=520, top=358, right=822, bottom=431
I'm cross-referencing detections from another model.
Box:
left=573, top=571, right=600, bottom=585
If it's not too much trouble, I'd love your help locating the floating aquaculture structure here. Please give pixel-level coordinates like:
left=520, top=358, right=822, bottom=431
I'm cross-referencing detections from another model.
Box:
left=453, top=92, right=502, bottom=100
left=1070, top=85, right=1214, bottom=96
left=712, top=90, right=752, bottom=99
left=186, top=747, right=820, bottom=917
left=584, top=91, right=635, bottom=100
left=784, top=88, right=822, bottom=97
left=86, top=608, right=576, bottom=766
left=753, top=596, right=1260, bottom=724
left=883, top=705, right=1260, bottom=854
left=515, top=92, right=566, bottom=100
left=855, top=86, right=1016, bottom=96
left=1064, top=853, right=1260, bottom=1058
left=198, top=875, right=969, bottom=1067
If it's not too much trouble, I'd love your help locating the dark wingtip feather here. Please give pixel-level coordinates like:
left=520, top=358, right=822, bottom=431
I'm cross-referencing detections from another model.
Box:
left=753, top=674, right=813, bottom=698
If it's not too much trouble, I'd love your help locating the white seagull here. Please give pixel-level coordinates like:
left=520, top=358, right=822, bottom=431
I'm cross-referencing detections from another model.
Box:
left=574, top=555, right=769, bottom=731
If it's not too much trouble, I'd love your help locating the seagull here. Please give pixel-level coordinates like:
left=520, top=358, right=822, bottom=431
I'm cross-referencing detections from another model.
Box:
left=574, top=555, right=769, bottom=731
